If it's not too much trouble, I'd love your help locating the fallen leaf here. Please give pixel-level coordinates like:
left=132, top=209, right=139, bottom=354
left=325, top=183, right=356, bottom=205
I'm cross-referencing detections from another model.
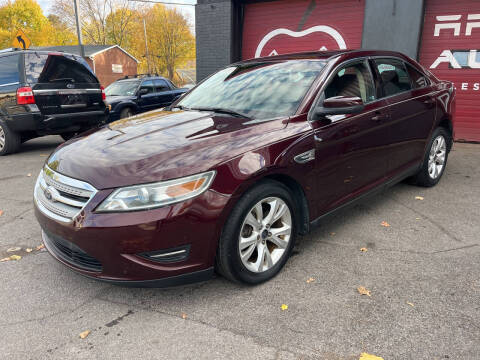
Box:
left=359, top=353, right=384, bottom=360
left=357, top=286, right=371, bottom=297
left=0, top=210, right=3, bottom=217
left=9, top=255, right=21, bottom=261
left=35, top=244, right=45, bottom=251
left=360, top=247, right=368, bottom=252
left=79, top=330, right=90, bottom=339
left=330, top=232, right=336, bottom=236
left=415, top=196, right=424, bottom=201
left=0, top=257, right=10, bottom=262
left=27, top=173, right=32, bottom=177
left=415, top=217, right=421, bottom=220
left=406, top=301, right=415, bottom=307
left=25, top=248, right=33, bottom=253
left=306, top=277, right=315, bottom=283
left=7, top=247, right=21, bottom=253
left=380, top=221, right=390, bottom=227
left=181, top=313, right=187, bottom=319
left=281, top=304, right=288, bottom=311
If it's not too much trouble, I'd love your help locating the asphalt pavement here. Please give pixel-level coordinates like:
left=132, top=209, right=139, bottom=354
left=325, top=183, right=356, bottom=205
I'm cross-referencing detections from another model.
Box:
left=0, top=136, right=479, bottom=360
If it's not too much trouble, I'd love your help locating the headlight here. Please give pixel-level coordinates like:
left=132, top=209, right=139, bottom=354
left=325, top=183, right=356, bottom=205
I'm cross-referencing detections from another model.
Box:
left=96, top=171, right=216, bottom=212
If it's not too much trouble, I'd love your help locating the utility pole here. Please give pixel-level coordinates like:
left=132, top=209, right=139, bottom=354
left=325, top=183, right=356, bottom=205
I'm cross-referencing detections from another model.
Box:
left=73, top=0, right=85, bottom=58
left=143, top=19, right=151, bottom=74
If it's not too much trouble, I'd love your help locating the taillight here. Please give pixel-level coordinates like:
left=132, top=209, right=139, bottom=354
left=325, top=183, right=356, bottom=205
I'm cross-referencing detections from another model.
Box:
left=16, top=87, right=35, bottom=105
left=100, top=85, right=106, bottom=101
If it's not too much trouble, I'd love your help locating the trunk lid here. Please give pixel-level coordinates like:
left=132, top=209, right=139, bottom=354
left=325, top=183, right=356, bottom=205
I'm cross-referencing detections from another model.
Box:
left=25, top=52, right=105, bottom=115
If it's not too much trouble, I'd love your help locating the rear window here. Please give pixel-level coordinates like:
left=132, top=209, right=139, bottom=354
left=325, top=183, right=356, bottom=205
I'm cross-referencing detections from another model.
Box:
left=0, top=54, right=20, bottom=90
left=24, top=53, right=98, bottom=85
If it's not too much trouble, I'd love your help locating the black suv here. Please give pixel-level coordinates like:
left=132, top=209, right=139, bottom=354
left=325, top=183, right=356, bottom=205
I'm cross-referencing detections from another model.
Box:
left=0, top=48, right=108, bottom=155
left=105, top=75, right=188, bottom=121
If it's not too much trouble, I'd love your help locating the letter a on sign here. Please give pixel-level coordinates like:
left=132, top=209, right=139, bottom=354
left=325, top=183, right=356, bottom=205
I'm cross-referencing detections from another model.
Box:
left=12, top=29, right=31, bottom=50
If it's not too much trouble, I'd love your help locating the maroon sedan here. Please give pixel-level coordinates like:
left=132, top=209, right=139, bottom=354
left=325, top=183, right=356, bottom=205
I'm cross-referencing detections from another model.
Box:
left=34, top=50, right=455, bottom=286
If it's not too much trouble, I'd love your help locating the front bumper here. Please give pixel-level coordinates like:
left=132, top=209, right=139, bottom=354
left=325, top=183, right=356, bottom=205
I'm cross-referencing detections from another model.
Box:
left=34, top=185, right=231, bottom=286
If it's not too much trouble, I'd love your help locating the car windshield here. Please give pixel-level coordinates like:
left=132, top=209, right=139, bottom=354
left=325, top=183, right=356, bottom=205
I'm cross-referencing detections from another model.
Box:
left=105, top=80, right=140, bottom=96
left=177, top=60, right=326, bottom=120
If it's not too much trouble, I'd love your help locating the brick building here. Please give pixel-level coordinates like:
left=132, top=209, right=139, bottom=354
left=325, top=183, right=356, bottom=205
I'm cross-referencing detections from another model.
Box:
left=34, top=45, right=138, bottom=87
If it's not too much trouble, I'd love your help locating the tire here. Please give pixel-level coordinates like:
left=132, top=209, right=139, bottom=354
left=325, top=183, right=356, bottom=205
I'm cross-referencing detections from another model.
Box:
left=410, top=127, right=450, bottom=187
left=120, top=108, right=134, bottom=119
left=0, top=119, right=21, bottom=156
left=216, top=180, right=297, bottom=284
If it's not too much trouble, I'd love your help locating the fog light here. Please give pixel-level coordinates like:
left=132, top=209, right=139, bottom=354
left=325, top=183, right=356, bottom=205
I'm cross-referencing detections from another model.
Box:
left=138, top=245, right=190, bottom=263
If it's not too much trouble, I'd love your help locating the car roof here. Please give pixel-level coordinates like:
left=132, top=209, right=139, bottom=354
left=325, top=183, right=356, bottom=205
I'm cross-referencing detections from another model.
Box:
left=115, top=75, right=169, bottom=82
left=238, top=49, right=412, bottom=64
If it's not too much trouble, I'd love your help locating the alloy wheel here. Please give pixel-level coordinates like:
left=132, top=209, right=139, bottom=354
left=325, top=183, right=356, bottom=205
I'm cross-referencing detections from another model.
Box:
left=238, top=196, right=292, bottom=273
left=428, top=135, right=447, bottom=179
left=0, top=124, right=5, bottom=151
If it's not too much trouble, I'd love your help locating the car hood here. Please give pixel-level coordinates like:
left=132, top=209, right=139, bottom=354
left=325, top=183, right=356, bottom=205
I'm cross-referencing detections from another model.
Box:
left=106, top=95, right=135, bottom=105
left=47, top=109, right=288, bottom=189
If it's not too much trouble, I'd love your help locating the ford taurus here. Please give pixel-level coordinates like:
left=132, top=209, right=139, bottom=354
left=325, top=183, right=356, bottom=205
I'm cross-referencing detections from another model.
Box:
left=34, top=50, right=455, bottom=286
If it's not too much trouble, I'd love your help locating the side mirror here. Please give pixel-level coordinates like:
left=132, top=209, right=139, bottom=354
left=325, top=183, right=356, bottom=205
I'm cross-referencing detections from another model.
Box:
left=313, top=96, right=364, bottom=120
left=138, top=88, right=149, bottom=96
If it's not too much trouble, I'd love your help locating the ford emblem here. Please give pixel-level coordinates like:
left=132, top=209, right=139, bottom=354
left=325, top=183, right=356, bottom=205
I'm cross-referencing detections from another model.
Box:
left=44, top=187, right=55, bottom=202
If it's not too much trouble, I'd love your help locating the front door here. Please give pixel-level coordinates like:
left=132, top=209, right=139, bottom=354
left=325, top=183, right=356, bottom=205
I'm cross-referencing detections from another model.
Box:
left=311, top=59, right=390, bottom=215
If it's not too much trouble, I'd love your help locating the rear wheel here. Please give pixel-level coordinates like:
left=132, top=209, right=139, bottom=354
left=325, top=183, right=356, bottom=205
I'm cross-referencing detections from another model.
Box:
left=216, top=181, right=296, bottom=284
left=120, top=107, right=134, bottom=119
left=410, top=127, right=450, bottom=187
left=0, top=119, right=21, bottom=156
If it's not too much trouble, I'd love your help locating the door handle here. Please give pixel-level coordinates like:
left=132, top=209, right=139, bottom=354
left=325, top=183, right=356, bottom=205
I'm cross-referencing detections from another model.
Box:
left=371, top=113, right=388, bottom=122
left=423, top=99, right=434, bottom=104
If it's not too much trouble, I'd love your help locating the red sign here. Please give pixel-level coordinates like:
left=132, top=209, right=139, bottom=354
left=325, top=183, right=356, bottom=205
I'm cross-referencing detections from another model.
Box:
left=419, top=0, right=480, bottom=141
left=242, top=0, right=365, bottom=60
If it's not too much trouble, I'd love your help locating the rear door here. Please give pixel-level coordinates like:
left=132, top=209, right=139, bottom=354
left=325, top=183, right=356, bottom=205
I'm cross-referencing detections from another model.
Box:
left=311, top=59, right=390, bottom=214
left=153, top=79, right=174, bottom=107
left=25, top=53, right=104, bottom=116
left=372, top=58, right=435, bottom=178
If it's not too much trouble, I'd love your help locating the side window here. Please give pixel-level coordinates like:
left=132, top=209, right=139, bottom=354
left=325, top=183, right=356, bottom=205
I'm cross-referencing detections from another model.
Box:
left=374, top=59, right=411, bottom=96
left=324, top=61, right=376, bottom=103
left=154, top=79, right=170, bottom=92
left=140, top=80, right=155, bottom=94
left=406, top=64, right=429, bottom=89
left=0, top=55, right=20, bottom=91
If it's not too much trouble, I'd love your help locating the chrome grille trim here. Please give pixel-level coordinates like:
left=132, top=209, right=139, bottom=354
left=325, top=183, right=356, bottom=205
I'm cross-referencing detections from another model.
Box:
left=34, top=166, right=98, bottom=223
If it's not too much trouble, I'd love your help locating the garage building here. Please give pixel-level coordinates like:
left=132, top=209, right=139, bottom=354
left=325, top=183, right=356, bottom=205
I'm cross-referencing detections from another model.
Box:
left=196, top=0, right=480, bottom=142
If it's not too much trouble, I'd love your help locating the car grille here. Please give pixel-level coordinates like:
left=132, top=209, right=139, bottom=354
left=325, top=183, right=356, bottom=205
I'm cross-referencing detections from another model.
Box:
left=34, top=165, right=97, bottom=223
left=42, top=231, right=102, bottom=272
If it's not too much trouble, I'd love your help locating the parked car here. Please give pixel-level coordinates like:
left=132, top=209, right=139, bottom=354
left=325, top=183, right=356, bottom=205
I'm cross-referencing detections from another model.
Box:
left=105, top=75, right=187, bottom=121
left=0, top=48, right=108, bottom=155
left=34, top=50, right=455, bottom=286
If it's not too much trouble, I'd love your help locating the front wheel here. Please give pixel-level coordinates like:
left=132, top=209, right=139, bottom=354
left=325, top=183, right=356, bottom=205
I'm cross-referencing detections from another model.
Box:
left=410, top=127, right=450, bottom=187
left=216, top=181, right=297, bottom=284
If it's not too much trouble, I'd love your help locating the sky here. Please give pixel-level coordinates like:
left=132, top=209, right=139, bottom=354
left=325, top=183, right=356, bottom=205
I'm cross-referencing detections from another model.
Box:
left=37, top=0, right=196, bottom=31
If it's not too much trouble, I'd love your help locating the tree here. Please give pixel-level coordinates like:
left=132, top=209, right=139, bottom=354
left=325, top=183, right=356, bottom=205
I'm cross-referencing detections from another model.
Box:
left=143, top=5, right=195, bottom=80
left=48, top=14, right=77, bottom=46
left=0, top=0, right=53, bottom=48
left=51, top=0, right=140, bottom=46
left=0, top=0, right=77, bottom=48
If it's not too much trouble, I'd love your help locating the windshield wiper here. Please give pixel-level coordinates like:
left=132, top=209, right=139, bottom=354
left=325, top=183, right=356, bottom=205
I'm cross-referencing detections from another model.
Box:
left=190, top=107, right=251, bottom=119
